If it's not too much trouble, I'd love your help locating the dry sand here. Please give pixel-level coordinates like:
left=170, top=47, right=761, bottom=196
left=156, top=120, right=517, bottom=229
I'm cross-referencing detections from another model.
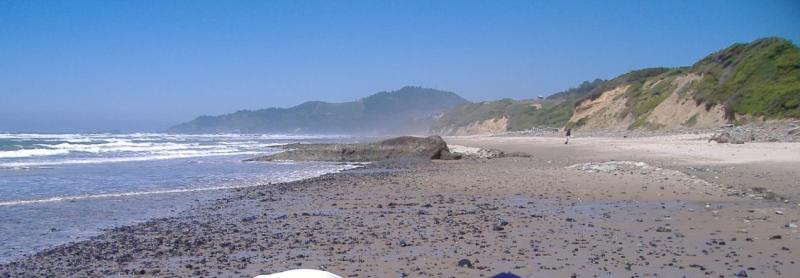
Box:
left=2, top=135, right=799, bottom=277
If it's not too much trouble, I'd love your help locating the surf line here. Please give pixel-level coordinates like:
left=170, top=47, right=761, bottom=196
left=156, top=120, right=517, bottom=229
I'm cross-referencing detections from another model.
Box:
left=0, top=165, right=361, bottom=207
left=0, top=185, right=253, bottom=206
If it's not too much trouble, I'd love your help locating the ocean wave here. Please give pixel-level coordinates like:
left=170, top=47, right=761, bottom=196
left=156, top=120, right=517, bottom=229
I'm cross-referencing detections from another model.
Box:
left=0, top=133, right=317, bottom=165
left=0, top=164, right=360, bottom=206
left=0, top=133, right=346, bottom=141
left=44, top=140, right=199, bottom=154
left=0, top=148, right=70, bottom=158
left=0, top=150, right=267, bottom=168
left=5, top=139, right=283, bottom=158
left=0, top=185, right=256, bottom=206
left=65, top=138, right=93, bottom=143
left=0, top=133, right=90, bottom=140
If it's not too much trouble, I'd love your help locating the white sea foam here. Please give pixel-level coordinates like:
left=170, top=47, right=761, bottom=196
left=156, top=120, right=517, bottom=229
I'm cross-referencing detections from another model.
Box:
left=45, top=140, right=198, bottom=154
left=0, top=150, right=266, bottom=168
left=65, top=138, right=93, bottom=143
left=0, top=133, right=317, bottom=166
left=0, top=185, right=249, bottom=206
left=0, top=133, right=88, bottom=139
left=0, top=148, right=70, bottom=158
left=1, top=141, right=229, bottom=158
left=0, top=133, right=345, bottom=141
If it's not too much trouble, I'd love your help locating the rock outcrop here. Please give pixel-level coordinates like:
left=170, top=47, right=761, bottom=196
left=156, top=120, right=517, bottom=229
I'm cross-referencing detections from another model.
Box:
left=708, top=131, right=745, bottom=144
left=448, top=144, right=531, bottom=159
left=246, top=136, right=456, bottom=162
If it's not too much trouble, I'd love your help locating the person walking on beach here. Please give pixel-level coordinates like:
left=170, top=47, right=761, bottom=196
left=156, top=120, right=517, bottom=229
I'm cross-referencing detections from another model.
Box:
left=564, top=128, right=572, bottom=144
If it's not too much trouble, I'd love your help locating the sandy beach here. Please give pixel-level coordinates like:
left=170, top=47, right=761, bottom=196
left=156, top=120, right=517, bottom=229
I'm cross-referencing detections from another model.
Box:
left=2, top=135, right=799, bottom=277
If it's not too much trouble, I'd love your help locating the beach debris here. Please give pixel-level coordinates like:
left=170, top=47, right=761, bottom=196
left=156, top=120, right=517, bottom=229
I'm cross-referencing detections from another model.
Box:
left=448, top=144, right=530, bottom=159
left=568, top=161, right=713, bottom=186
left=655, top=226, right=672, bottom=233
left=785, top=223, right=798, bottom=229
left=457, top=259, right=473, bottom=268
left=567, top=161, right=649, bottom=173
left=708, top=131, right=747, bottom=144
left=709, top=131, right=734, bottom=143
left=775, top=210, right=784, bottom=215
left=735, top=270, right=749, bottom=277
left=688, top=264, right=707, bottom=271
left=476, top=203, right=499, bottom=210
left=493, top=223, right=505, bottom=231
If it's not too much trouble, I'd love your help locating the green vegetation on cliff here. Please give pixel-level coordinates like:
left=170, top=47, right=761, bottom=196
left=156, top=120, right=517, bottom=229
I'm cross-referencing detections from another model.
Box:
left=611, top=37, right=799, bottom=128
left=614, top=68, right=682, bottom=129
left=433, top=37, right=800, bottom=134
left=431, top=79, right=609, bottom=133
left=691, top=37, right=800, bottom=119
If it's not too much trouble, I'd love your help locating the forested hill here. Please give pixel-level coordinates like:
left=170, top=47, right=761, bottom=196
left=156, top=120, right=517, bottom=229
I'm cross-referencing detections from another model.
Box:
left=168, top=86, right=469, bottom=134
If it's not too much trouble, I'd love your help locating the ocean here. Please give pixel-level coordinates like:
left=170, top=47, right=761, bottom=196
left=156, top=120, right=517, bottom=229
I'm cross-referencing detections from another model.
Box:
left=0, top=133, right=360, bottom=263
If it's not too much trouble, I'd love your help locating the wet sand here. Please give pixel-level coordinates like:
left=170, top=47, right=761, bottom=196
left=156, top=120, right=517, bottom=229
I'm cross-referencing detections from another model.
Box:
left=2, top=136, right=799, bottom=277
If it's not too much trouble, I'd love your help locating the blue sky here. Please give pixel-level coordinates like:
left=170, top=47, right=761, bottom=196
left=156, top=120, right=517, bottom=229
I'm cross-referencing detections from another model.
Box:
left=1, top=0, right=798, bottom=132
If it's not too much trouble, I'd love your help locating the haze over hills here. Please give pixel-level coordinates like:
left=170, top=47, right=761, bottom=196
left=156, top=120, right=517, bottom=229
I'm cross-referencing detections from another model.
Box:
left=432, top=37, right=800, bottom=135
left=168, top=86, right=469, bottom=134
left=171, top=37, right=799, bottom=136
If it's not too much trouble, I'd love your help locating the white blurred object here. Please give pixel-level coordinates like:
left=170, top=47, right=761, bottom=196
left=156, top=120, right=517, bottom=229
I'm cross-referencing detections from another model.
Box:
left=254, top=269, right=342, bottom=278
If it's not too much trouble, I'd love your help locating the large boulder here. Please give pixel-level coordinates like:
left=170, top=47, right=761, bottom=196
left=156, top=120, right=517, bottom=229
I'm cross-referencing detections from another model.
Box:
left=246, top=136, right=455, bottom=162
left=709, top=131, right=733, bottom=143
left=709, top=131, right=745, bottom=144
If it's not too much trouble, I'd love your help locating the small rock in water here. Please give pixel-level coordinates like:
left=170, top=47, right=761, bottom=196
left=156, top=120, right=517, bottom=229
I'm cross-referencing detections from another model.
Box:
left=736, top=270, right=748, bottom=277
left=775, top=210, right=784, bottom=215
left=770, top=235, right=782, bottom=240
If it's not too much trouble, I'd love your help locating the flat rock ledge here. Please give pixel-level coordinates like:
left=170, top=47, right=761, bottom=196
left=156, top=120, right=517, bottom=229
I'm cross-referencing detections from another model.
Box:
left=246, top=136, right=458, bottom=162
left=246, top=136, right=529, bottom=162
